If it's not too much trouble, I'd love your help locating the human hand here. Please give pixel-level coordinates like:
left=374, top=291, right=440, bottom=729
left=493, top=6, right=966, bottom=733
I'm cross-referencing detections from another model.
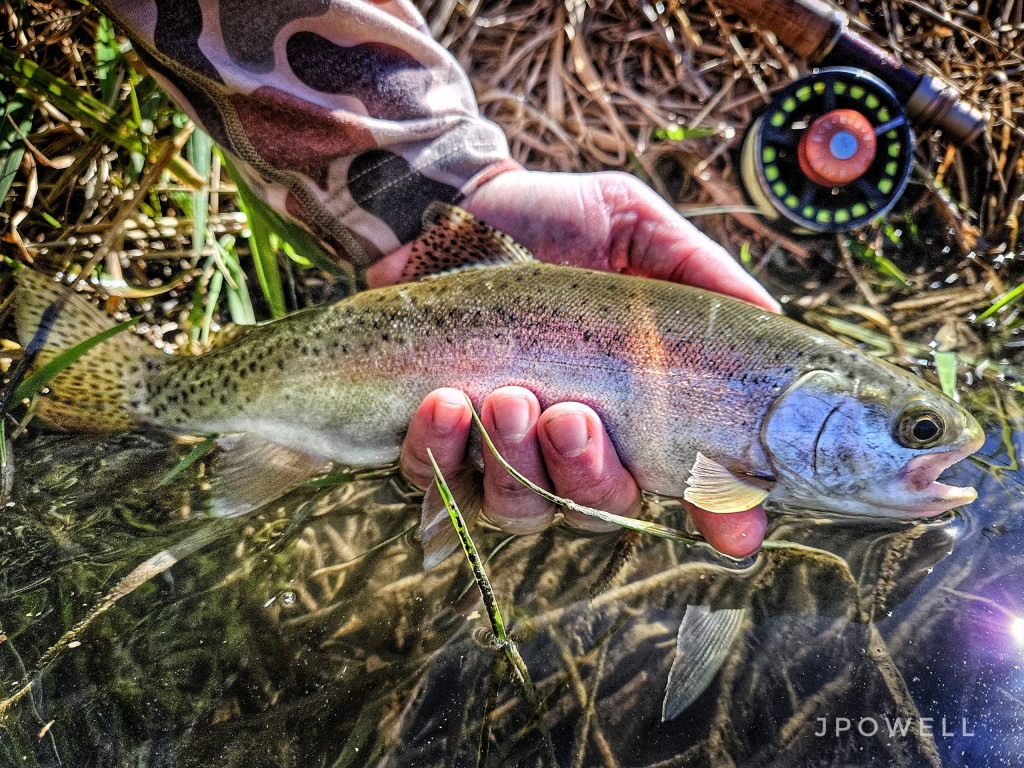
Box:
left=369, top=169, right=776, bottom=559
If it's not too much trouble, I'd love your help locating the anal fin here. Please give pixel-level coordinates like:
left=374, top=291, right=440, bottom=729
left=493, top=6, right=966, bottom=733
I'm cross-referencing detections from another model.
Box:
left=662, top=605, right=747, bottom=721
left=210, top=434, right=328, bottom=517
left=683, top=452, right=769, bottom=513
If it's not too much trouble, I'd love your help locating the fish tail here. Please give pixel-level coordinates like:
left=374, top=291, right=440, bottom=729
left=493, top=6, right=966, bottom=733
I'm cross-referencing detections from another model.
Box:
left=15, top=270, right=162, bottom=431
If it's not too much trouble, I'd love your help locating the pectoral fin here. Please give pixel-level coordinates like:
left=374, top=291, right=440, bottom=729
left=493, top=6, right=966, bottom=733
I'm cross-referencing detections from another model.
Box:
left=210, top=434, right=328, bottom=517
left=683, top=452, right=769, bottom=513
left=420, top=468, right=483, bottom=569
left=662, top=605, right=747, bottom=721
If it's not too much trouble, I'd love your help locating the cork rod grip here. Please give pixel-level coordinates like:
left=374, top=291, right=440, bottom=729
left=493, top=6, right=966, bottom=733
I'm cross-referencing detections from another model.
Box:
left=716, top=0, right=846, bottom=61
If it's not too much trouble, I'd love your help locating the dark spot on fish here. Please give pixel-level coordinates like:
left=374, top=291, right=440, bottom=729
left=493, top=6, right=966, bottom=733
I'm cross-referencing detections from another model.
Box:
left=276, top=359, right=285, bottom=370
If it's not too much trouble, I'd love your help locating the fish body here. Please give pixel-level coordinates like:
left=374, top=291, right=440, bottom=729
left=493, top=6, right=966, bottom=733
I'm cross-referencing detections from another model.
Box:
left=149, top=261, right=812, bottom=495
left=16, top=206, right=983, bottom=535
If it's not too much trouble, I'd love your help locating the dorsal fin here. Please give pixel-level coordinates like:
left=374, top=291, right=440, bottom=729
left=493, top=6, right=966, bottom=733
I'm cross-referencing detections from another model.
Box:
left=398, top=202, right=535, bottom=282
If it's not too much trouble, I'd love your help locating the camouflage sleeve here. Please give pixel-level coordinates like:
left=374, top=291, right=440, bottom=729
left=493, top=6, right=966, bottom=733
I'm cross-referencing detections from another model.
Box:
left=97, top=0, right=518, bottom=267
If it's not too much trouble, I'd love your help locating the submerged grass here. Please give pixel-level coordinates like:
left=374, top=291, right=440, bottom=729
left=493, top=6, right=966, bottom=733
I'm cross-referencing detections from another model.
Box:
left=427, top=448, right=544, bottom=705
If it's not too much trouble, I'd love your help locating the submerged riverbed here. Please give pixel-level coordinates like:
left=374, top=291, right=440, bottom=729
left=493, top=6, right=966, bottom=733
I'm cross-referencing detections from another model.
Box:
left=0, top=404, right=1020, bottom=767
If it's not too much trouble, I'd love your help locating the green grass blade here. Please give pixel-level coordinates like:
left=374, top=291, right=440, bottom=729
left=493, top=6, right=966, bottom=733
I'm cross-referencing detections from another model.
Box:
left=300, top=470, right=357, bottom=487
left=428, top=449, right=542, bottom=709
left=978, top=280, right=1024, bottom=321
left=934, top=351, right=959, bottom=400
left=14, top=315, right=138, bottom=402
left=0, top=45, right=147, bottom=156
left=0, top=90, right=34, bottom=203
left=95, top=15, right=121, bottom=106
left=427, top=448, right=508, bottom=645
left=240, top=200, right=286, bottom=318
left=200, top=268, right=223, bottom=346
left=188, top=129, right=212, bottom=260
left=655, top=124, right=718, bottom=141
left=218, top=152, right=286, bottom=317
left=158, top=435, right=219, bottom=487
left=220, top=153, right=342, bottom=279
left=812, top=315, right=896, bottom=355
left=844, top=237, right=911, bottom=286
left=212, top=235, right=256, bottom=326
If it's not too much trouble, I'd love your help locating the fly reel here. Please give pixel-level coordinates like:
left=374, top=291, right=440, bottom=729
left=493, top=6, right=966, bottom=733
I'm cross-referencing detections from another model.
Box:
left=740, top=67, right=914, bottom=234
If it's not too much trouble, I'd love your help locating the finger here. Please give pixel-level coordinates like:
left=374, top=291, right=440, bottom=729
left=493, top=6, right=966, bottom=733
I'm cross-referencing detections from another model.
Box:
left=597, top=173, right=780, bottom=313
left=649, top=219, right=781, bottom=313
left=537, top=403, right=642, bottom=532
left=400, top=388, right=472, bottom=489
left=365, top=242, right=413, bottom=288
left=481, top=387, right=555, bottom=534
left=684, top=502, right=767, bottom=559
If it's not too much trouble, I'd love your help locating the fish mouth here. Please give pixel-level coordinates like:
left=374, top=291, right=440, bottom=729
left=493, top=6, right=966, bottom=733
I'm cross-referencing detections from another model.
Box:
left=890, top=434, right=985, bottom=517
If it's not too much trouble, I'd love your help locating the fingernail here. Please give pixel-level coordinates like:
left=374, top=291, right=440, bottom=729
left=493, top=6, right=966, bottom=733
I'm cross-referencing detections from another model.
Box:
left=493, top=394, right=531, bottom=442
left=544, top=410, right=590, bottom=457
left=432, top=398, right=464, bottom=435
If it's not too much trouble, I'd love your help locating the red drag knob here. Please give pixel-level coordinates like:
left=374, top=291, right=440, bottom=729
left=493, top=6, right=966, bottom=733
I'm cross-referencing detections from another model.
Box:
left=797, top=108, right=877, bottom=186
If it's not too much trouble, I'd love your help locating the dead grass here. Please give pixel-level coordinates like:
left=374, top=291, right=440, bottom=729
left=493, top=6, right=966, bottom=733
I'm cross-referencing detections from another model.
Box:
left=0, top=0, right=1023, bottom=375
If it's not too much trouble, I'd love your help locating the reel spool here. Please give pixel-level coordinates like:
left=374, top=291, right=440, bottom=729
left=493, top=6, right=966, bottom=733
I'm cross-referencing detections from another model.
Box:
left=740, top=67, right=914, bottom=234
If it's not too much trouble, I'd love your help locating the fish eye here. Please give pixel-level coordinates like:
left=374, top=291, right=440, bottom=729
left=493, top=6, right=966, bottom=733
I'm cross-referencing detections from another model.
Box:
left=896, top=407, right=946, bottom=449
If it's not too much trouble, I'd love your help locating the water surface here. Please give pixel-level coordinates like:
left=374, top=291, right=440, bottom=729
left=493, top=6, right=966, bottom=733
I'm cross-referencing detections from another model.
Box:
left=0, top=413, right=1020, bottom=767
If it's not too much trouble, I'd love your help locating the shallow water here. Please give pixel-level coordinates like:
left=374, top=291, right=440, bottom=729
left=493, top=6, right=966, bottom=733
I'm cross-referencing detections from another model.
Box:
left=0, top=416, right=1020, bottom=767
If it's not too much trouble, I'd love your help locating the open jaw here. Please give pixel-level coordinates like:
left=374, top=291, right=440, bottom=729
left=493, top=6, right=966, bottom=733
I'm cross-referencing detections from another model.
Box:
left=888, top=437, right=986, bottom=517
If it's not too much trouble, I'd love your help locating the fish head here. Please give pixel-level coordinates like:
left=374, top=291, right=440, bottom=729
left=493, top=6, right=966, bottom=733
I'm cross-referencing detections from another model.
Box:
left=761, top=365, right=984, bottom=518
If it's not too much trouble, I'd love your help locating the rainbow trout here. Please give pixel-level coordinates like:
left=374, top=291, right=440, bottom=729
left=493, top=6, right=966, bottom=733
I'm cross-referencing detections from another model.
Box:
left=16, top=205, right=983, bottom=564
